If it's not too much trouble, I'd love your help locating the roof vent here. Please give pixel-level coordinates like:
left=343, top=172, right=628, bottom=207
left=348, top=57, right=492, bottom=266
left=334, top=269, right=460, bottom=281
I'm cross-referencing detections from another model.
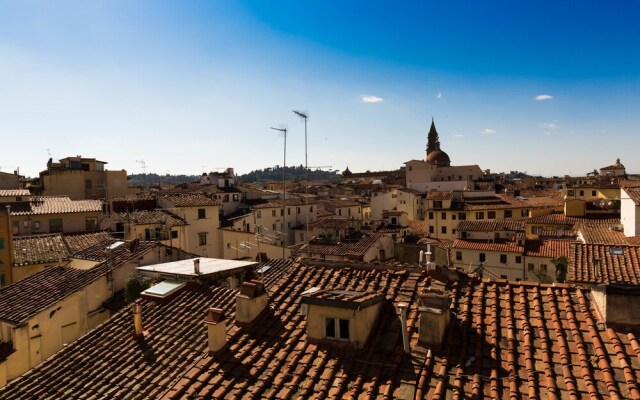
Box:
left=194, top=258, right=201, bottom=275
left=204, top=308, right=227, bottom=353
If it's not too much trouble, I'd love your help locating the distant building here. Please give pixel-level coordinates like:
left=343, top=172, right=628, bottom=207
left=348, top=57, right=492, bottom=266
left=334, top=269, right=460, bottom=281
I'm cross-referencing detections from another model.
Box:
left=405, top=119, right=484, bottom=193
left=38, top=156, right=133, bottom=200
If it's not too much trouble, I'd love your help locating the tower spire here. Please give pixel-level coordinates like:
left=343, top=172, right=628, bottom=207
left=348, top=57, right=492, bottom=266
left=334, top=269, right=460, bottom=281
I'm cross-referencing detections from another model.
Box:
left=426, top=118, right=441, bottom=155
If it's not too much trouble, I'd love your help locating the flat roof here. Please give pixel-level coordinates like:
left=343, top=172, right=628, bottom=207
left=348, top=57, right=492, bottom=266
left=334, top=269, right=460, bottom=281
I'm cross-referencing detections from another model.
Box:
left=137, top=257, right=257, bottom=279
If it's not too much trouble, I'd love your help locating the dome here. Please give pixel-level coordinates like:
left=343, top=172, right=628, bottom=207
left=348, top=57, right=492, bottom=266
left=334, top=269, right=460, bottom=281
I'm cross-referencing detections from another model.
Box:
left=426, top=150, right=451, bottom=166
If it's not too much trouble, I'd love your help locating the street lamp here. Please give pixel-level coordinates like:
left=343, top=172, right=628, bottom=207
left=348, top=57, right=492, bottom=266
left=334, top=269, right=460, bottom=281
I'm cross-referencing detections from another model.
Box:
left=270, top=126, right=287, bottom=260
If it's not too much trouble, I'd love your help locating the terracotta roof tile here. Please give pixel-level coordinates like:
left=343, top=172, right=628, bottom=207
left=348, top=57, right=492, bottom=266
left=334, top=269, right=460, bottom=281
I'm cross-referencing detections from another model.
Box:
left=569, top=243, right=640, bottom=284
left=291, top=233, right=385, bottom=258
left=116, top=210, right=187, bottom=227
left=8, top=196, right=102, bottom=216
left=0, top=189, right=29, bottom=197
left=12, top=234, right=70, bottom=266
left=5, top=260, right=640, bottom=399
left=524, top=239, right=574, bottom=258
left=456, top=220, right=525, bottom=232
left=577, top=223, right=628, bottom=245
left=160, top=193, right=219, bottom=207
left=252, top=198, right=312, bottom=209
left=426, top=191, right=452, bottom=200
left=452, top=233, right=525, bottom=253
left=527, top=212, right=620, bottom=226
left=623, top=187, right=640, bottom=205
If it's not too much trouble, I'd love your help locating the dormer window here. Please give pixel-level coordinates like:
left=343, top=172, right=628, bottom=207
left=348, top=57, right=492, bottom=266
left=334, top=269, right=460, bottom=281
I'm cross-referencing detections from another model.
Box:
left=325, top=318, right=350, bottom=340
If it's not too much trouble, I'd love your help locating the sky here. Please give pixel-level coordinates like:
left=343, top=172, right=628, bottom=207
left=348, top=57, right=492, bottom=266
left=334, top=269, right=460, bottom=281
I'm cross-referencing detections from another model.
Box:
left=1, top=1, right=639, bottom=178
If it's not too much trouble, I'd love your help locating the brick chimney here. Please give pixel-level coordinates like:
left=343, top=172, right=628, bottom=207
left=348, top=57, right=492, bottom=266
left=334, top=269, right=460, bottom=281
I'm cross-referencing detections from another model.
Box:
left=235, top=280, right=267, bottom=325
left=418, top=287, right=451, bottom=347
left=204, top=308, right=227, bottom=353
left=591, top=284, right=640, bottom=328
left=132, top=302, right=143, bottom=338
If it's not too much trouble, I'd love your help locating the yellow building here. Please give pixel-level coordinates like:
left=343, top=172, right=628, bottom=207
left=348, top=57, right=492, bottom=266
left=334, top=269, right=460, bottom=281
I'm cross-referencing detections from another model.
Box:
left=0, top=210, right=12, bottom=287
left=39, top=156, right=134, bottom=200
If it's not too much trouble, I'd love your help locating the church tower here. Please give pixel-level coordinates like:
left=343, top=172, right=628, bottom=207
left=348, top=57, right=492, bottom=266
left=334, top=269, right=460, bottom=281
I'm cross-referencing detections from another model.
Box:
left=425, top=119, right=451, bottom=167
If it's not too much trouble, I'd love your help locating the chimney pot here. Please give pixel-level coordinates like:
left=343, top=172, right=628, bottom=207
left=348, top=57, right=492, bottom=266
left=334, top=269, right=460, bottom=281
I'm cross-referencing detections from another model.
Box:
left=132, top=302, right=143, bottom=337
left=194, top=258, right=200, bottom=275
left=204, top=307, right=227, bottom=353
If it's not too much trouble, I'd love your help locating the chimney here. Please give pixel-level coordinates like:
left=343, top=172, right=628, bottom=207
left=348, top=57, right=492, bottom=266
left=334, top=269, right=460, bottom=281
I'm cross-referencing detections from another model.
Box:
left=194, top=258, right=200, bottom=275
left=204, top=308, right=227, bottom=353
left=236, top=280, right=268, bottom=325
left=397, top=302, right=410, bottom=353
left=132, top=302, right=143, bottom=338
left=418, top=287, right=451, bottom=347
left=591, top=284, right=640, bottom=328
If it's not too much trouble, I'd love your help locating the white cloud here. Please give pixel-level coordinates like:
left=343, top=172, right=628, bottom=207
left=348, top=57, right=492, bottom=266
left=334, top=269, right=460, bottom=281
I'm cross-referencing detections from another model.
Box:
left=361, top=95, right=383, bottom=103
left=543, top=132, right=552, bottom=136
left=535, top=94, right=553, bottom=101
left=454, top=134, right=464, bottom=138
left=539, top=121, right=558, bottom=130
left=436, top=92, right=442, bottom=99
left=481, top=128, right=496, bottom=135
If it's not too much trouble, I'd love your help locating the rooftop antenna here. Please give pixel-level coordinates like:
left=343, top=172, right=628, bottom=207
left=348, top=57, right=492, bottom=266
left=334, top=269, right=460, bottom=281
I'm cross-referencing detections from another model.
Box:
left=270, top=125, right=287, bottom=260
left=293, top=109, right=311, bottom=257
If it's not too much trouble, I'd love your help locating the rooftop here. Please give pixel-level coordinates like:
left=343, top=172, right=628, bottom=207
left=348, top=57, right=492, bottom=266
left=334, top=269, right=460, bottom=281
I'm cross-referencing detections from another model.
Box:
left=4, top=259, right=640, bottom=399
left=569, top=243, right=640, bottom=285
left=159, top=193, right=220, bottom=207
left=137, top=257, right=257, bottom=280
left=7, top=196, right=102, bottom=216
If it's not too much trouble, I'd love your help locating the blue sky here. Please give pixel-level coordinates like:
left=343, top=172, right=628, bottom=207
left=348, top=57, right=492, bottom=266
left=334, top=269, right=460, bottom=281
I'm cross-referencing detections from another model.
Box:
left=1, top=1, right=639, bottom=178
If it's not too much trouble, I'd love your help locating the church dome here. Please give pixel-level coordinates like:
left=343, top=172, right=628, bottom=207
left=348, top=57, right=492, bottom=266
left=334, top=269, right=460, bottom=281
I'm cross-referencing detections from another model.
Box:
left=426, top=149, right=451, bottom=167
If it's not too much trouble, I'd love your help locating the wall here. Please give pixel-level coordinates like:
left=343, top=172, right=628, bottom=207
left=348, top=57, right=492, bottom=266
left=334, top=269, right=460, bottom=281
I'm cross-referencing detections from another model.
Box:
left=42, top=169, right=129, bottom=200
left=0, top=213, right=12, bottom=287
left=452, top=248, right=523, bottom=280
left=11, top=211, right=104, bottom=236
left=305, top=302, right=382, bottom=349
left=621, top=189, right=639, bottom=237
left=221, top=228, right=291, bottom=260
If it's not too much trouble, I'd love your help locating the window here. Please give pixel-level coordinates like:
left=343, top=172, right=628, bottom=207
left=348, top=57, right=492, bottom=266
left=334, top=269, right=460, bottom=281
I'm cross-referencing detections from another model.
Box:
left=540, top=264, right=548, bottom=274
left=297, top=207, right=301, bottom=214
left=288, top=208, right=291, bottom=215
left=325, top=318, right=350, bottom=340
left=592, top=190, right=596, bottom=196
left=233, top=194, right=239, bottom=202
left=527, top=263, right=535, bottom=271
left=461, top=232, right=468, bottom=239
left=429, top=226, right=435, bottom=234
left=452, top=214, right=456, bottom=220
left=441, top=226, right=447, bottom=234
left=428, top=212, right=434, bottom=220
left=0, top=274, right=4, bottom=287
left=23, top=220, right=29, bottom=227
left=85, top=217, right=98, bottom=231
left=476, top=212, right=484, bottom=220
left=456, top=251, right=462, bottom=261
left=533, top=226, right=542, bottom=235
left=34, top=221, right=40, bottom=229
left=272, top=224, right=276, bottom=231
left=198, top=233, right=207, bottom=246
left=504, top=210, right=512, bottom=218
left=488, top=211, right=496, bottom=219
left=458, top=212, right=466, bottom=220
left=579, top=190, right=584, bottom=196
left=310, top=206, right=313, bottom=212
left=223, top=195, right=229, bottom=203
left=49, top=218, right=63, bottom=233
left=515, top=256, right=522, bottom=263
left=272, top=210, right=276, bottom=217
left=500, top=275, right=508, bottom=279
left=434, top=201, right=443, bottom=209
left=391, top=217, right=398, bottom=225
left=521, top=209, right=528, bottom=217
left=567, top=190, right=575, bottom=196
left=500, top=254, right=507, bottom=264
left=198, top=209, right=206, bottom=219
left=479, top=253, right=486, bottom=262
left=171, top=230, right=179, bottom=239
left=441, top=212, right=446, bottom=220
left=0, top=238, right=3, bottom=250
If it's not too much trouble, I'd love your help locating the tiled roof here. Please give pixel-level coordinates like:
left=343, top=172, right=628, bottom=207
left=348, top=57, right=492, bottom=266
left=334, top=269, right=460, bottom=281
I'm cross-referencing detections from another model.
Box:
left=311, top=217, right=360, bottom=229
left=452, top=235, right=524, bottom=253
left=117, top=210, right=187, bottom=227
left=577, top=223, right=628, bottom=245
left=73, top=240, right=156, bottom=263
left=524, top=239, right=574, bottom=258
left=321, top=198, right=362, bottom=208
left=623, top=187, right=640, bottom=205
left=316, top=208, right=334, bottom=218
left=252, top=198, right=312, bottom=209
left=8, top=196, right=102, bottom=215
left=407, top=219, right=427, bottom=235
left=12, top=234, right=70, bottom=267
left=108, top=193, right=156, bottom=202
left=5, top=261, right=640, bottom=399
left=462, top=194, right=562, bottom=211
left=426, top=191, right=452, bottom=200
left=456, top=220, right=524, bottom=232
left=291, top=233, right=384, bottom=258
left=569, top=243, right=640, bottom=285
left=160, top=193, right=219, bottom=207
left=62, top=231, right=116, bottom=255
left=0, top=189, right=29, bottom=197
left=0, top=266, right=87, bottom=324
left=527, top=212, right=620, bottom=226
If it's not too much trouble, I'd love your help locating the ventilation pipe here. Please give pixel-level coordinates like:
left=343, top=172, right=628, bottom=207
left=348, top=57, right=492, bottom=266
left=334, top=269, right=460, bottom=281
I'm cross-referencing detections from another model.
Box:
left=397, top=302, right=410, bottom=353
left=194, top=258, right=201, bottom=275
left=132, top=302, right=143, bottom=337
left=419, top=250, right=424, bottom=266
